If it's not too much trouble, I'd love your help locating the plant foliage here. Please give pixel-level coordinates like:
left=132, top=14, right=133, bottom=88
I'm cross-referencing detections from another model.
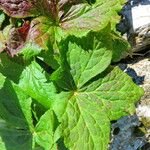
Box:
left=0, top=0, right=143, bottom=150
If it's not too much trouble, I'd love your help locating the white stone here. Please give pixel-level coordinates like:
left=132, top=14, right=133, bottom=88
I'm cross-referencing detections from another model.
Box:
left=132, top=5, right=150, bottom=31
left=136, top=105, right=150, bottom=118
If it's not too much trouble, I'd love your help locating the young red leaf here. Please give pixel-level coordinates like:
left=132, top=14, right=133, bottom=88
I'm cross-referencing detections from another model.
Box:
left=0, top=0, right=35, bottom=18
left=5, top=21, right=30, bottom=57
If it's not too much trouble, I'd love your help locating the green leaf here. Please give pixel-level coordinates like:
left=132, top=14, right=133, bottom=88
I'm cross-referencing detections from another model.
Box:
left=54, top=92, right=110, bottom=150
left=0, top=73, right=58, bottom=149
left=0, top=11, right=7, bottom=53
left=38, top=51, right=60, bottom=70
left=111, top=32, right=131, bottom=62
left=0, top=31, right=5, bottom=53
left=0, top=25, right=13, bottom=54
left=19, top=42, right=43, bottom=60
left=24, top=16, right=54, bottom=50
left=81, top=67, right=144, bottom=120
left=51, top=67, right=76, bottom=91
left=0, top=11, right=5, bottom=28
left=19, top=60, right=57, bottom=109
left=53, top=67, right=143, bottom=150
left=0, top=72, right=5, bottom=89
left=61, top=0, right=126, bottom=36
left=59, top=28, right=112, bottom=89
left=0, top=74, right=33, bottom=150
left=33, top=110, right=58, bottom=150
left=0, top=53, right=25, bottom=83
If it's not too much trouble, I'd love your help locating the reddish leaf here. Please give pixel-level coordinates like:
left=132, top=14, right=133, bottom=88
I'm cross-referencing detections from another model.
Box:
left=5, top=21, right=30, bottom=57
left=0, top=0, right=34, bottom=18
left=18, top=21, right=30, bottom=40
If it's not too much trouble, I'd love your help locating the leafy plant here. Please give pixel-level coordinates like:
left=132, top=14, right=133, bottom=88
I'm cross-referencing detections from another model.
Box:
left=0, top=0, right=143, bottom=150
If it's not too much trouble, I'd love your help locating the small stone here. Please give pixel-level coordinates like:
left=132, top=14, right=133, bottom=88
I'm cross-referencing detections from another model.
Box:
left=110, top=115, right=146, bottom=150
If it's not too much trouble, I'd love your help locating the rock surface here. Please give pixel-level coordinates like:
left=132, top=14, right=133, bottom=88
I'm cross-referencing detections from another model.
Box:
left=110, top=115, right=146, bottom=150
